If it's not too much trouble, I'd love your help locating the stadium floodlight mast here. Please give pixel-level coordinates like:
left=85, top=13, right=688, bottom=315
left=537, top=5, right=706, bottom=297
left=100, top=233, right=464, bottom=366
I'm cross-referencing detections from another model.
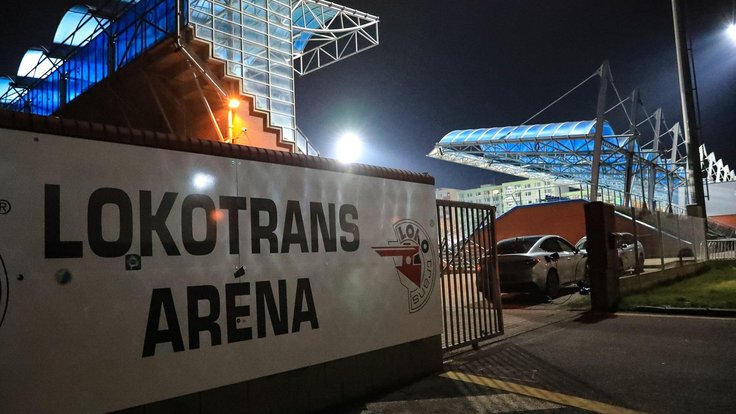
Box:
left=671, top=0, right=707, bottom=219
left=335, top=133, right=363, bottom=164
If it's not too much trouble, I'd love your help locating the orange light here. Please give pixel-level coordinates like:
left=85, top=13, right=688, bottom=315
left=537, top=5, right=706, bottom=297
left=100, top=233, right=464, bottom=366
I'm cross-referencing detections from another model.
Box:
left=228, top=98, right=241, bottom=109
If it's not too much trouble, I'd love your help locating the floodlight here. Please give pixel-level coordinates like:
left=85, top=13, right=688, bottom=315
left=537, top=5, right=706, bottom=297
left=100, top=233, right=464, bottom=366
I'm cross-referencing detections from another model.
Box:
left=727, top=24, right=736, bottom=43
left=335, top=133, right=363, bottom=164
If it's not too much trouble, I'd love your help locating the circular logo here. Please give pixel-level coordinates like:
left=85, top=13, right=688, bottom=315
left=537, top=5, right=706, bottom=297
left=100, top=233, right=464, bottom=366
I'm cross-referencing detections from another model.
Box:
left=373, top=219, right=438, bottom=313
left=0, top=200, right=10, bottom=215
left=0, top=254, right=9, bottom=329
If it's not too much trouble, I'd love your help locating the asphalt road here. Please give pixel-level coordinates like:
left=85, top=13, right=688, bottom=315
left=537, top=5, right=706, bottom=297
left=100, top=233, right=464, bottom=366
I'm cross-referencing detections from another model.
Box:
left=331, top=310, right=736, bottom=413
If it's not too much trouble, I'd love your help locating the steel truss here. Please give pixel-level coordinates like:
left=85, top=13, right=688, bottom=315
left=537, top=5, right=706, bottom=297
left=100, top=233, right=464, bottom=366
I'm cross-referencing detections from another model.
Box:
left=292, top=0, right=379, bottom=75
left=428, top=62, right=734, bottom=213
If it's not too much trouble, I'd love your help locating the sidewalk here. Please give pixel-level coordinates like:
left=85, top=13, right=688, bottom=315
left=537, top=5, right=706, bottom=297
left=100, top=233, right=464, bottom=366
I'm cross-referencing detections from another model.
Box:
left=325, top=293, right=736, bottom=414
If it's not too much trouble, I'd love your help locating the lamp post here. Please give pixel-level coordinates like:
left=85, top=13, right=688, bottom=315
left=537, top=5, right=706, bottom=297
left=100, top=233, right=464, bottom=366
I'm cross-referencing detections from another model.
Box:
left=227, top=98, right=240, bottom=143
left=671, top=0, right=707, bottom=220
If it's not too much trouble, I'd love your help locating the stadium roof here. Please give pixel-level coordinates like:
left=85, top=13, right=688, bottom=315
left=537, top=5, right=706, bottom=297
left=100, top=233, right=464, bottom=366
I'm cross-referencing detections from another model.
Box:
left=428, top=120, right=660, bottom=192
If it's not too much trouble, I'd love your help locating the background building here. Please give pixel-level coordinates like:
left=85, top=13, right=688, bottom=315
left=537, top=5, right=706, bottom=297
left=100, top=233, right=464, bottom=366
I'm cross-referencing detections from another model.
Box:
left=436, top=178, right=584, bottom=215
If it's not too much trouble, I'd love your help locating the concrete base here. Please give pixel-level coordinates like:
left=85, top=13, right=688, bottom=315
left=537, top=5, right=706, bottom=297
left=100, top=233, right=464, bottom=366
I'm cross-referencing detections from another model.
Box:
left=114, top=335, right=443, bottom=414
left=619, top=262, right=708, bottom=294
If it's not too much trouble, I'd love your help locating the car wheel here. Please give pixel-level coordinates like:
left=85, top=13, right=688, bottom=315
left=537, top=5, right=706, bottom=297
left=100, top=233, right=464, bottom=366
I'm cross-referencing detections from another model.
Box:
left=635, top=255, right=644, bottom=273
left=617, top=258, right=625, bottom=276
left=545, top=270, right=560, bottom=298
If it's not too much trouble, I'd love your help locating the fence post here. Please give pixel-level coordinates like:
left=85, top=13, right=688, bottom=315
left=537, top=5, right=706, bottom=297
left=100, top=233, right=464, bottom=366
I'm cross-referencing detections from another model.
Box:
left=656, top=212, right=665, bottom=271
left=675, top=215, right=683, bottom=264
left=631, top=206, right=641, bottom=273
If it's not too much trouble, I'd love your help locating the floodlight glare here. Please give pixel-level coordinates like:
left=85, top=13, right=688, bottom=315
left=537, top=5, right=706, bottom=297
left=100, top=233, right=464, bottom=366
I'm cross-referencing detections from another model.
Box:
left=228, top=98, right=241, bottom=109
left=728, top=24, right=736, bottom=43
left=335, top=133, right=363, bottom=164
left=193, top=173, right=215, bottom=190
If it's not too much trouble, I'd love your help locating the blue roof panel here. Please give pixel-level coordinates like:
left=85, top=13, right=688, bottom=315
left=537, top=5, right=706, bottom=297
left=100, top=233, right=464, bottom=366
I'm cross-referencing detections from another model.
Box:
left=439, top=120, right=614, bottom=145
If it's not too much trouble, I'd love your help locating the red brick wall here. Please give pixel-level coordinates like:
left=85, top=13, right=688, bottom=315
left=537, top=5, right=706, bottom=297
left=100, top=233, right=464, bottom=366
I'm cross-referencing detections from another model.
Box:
left=496, top=200, right=587, bottom=245
left=710, top=214, right=736, bottom=228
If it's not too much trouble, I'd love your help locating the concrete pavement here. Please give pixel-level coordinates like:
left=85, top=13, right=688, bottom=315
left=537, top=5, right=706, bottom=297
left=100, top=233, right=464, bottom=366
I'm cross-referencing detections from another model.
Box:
left=325, top=295, right=736, bottom=414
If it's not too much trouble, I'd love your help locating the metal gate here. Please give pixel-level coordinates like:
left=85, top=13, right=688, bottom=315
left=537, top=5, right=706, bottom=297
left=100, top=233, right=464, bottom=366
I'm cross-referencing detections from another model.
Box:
left=436, top=200, right=503, bottom=351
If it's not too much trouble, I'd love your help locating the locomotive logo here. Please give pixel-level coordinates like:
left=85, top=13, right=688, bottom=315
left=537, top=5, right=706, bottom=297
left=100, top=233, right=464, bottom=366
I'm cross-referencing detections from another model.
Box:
left=373, top=219, right=437, bottom=313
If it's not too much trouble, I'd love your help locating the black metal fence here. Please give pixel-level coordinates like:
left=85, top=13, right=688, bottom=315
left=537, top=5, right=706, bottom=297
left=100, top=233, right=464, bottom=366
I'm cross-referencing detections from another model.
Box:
left=436, top=200, right=503, bottom=351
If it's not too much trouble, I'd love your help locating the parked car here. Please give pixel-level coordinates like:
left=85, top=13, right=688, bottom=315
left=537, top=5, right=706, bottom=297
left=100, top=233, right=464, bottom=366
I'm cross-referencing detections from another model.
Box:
left=575, top=232, right=645, bottom=274
left=479, top=235, right=587, bottom=298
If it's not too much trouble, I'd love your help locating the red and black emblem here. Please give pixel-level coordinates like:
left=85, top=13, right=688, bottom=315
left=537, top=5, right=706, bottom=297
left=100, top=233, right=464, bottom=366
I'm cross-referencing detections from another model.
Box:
left=373, top=219, right=437, bottom=313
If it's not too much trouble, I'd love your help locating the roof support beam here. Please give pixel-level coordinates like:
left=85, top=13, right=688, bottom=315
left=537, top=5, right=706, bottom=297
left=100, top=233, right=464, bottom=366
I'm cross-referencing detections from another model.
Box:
left=590, top=61, right=610, bottom=202
left=648, top=108, right=663, bottom=207
left=623, top=89, right=639, bottom=207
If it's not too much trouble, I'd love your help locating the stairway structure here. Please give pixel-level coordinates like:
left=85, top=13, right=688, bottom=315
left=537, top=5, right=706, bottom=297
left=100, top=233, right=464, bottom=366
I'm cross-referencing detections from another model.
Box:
left=0, top=0, right=379, bottom=154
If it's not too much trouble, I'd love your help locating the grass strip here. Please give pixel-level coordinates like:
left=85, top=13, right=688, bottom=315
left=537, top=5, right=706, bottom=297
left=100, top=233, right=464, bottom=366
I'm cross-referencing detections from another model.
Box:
left=619, top=262, right=736, bottom=310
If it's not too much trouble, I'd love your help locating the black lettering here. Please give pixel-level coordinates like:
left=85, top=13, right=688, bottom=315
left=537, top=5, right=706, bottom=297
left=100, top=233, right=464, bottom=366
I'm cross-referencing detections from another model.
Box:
left=187, top=285, right=222, bottom=349
left=339, top=204, right=360, bottom=252
left=44, top=184, right=83, bottom=258
left=421, top=239, right=430, bottom=253
left=219, top=196, right=247, bottom=254
left=226, top=283, right=252, bottom=343
left=88, top=188, right=133, bottom=257
left=292, top=278, right=319, bottom=332
left=256, top=280, right=289, bottom=338
left=310, top=202, right=336, bottom=252
left=250, top=198, right=278, bottom=254
left=281, top=200, right=308, bottom=253
left=181, top=194, right=216, bottom=255
left=142, top=288, right=185, bottom=357
left=140, top=191, right=180, bottom=256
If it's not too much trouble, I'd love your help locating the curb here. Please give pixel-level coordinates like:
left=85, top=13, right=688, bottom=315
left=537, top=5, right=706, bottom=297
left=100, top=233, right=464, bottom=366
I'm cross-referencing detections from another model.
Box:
left=632, top=306, right=736, bottom=318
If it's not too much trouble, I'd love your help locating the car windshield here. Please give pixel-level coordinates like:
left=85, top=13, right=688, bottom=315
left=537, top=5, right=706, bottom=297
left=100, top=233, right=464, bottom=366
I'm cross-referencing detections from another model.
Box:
left=498, top=237, right=541, bottom=254
left=576, top=238, right=587, bottom=250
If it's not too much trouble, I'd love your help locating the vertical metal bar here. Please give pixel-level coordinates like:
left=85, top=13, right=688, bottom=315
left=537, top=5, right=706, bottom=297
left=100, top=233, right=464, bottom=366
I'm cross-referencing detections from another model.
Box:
left=460, top=205, right=471, bottom=342
left=469, top=207, right=480, bottom=341
left=445, top=204, right=457, bottom=347
left=657, top=212, right=666, bottom=271
left=438, top=204, right=450, bottom=348
left=690, top=216, right=697, bottom=261
left=490, top=207, right=503, bottom=334
left=631, top=206, right=641, bottom=273
left=675, top=214, right=683, bottom=262
left=482, top=208, right=492, bottom=337
left=451, top=205, right=462, bottom=346
left=446, top=205, right=457, bottom=347
left=486, top=206, right=497, bottom=334
left=479, top=208, right=491, bottom=337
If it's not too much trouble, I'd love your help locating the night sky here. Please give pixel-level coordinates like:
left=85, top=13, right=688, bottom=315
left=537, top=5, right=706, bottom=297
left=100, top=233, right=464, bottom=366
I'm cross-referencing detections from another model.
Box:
left=2, top=1, right=735, bottom=189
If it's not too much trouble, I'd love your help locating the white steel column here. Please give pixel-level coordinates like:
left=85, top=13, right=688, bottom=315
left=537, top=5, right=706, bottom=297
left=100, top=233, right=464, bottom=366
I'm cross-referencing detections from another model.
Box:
left=590, top=61, right=610, bottom=202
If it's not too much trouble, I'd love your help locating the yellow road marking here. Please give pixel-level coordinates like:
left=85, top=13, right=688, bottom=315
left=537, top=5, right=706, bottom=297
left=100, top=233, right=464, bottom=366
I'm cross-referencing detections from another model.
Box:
left=441, top=371, right=647, bottom=414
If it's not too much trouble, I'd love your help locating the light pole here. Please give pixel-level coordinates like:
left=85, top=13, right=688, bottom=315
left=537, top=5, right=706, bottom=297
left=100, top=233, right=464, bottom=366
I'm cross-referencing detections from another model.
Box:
left=227, top=98, right=240, bottom=143
left=671, top=0, right=707, bottom=219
